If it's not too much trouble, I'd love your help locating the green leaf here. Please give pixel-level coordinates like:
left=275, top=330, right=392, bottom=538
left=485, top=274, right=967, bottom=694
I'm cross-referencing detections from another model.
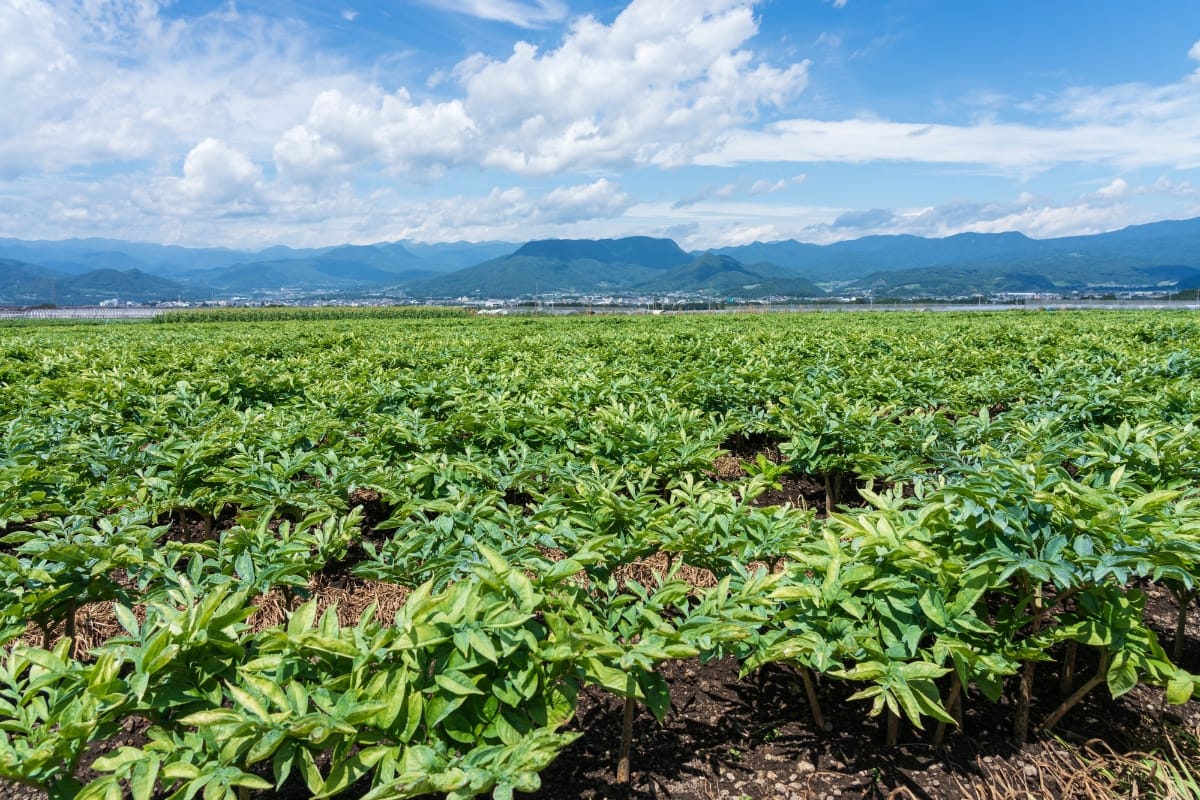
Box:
left=466, top=629, right=498, bottom=664
left=1106, top=651, right=1138, bottom=698
left=638, top=671, right=671, bottom=723
left=435, top=671, right=484, bottom=697
left=114, top=605, right=140, bottom=637
left=229, top=773, right=272, bottom=790
left=91, top=747, right=145, bottom=773
left=130, top=758, right=161, bottom=800
left=178, top=709, right=244, bottom=727
left=1166, top=670, right=1195, bottom=705
left=227, top=684, right=269, bottom=722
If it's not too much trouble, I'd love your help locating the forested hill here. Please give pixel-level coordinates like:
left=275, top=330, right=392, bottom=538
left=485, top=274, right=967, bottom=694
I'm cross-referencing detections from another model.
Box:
left=3, top=217, right=1200, bottom=303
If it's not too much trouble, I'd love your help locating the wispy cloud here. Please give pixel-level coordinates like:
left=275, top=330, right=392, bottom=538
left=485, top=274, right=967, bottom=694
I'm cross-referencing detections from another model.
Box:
left=417, top=0, right=567, bottom=28
left=699, top=107, right=1200, bottom=173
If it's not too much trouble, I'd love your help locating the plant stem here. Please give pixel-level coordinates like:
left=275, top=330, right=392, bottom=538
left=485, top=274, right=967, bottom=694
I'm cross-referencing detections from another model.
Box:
left=1172, top=587, right=1195, bottom=663
left=933, top=672, right=962, bottom=748
left=1042, top=649, right=1110, bottom=732
left=799, top=668, right=827, bottom=732
left=1013, top=581, right=1044, bottom=744
left=616, top=691, right=636, bottom=784
left=1060, top=640, right=1078, bottom=694
left=886, top=707, right=900, bottom=746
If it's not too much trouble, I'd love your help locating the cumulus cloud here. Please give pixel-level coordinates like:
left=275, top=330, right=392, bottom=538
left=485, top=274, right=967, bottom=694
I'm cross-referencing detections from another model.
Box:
left=420, top=0, right=567, bottom=28
left=268, top=0, right=807, bottom=182
left=273, top=88, right=475, bottom=182
left=456, top=0, right=809, bottom=174
left=5, top=1, right=1200, bottom=249
left=1089, top=177, right=1130, bottom=203
left=0, top=0, right=364, bottom=178
left=177, top=138, right=263, bottom=204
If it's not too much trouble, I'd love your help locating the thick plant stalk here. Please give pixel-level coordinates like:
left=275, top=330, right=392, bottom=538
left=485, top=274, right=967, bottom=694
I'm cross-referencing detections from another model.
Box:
left=1043, top=649, right=1110, bottom=732
left=823, top=472, right=843, bottom=515
left=1172, top=588, right=1196, bottom=663
left=616, top=691, right=636, bottom=784
left=1060, top=640, right=1078, bottom=694
left=1013, top=583, right=1044, bottom=744
left=885, top=708, right=900, bottom=746
left=799, top=668, right=827, bottom=732
left=933, top=672, right=963, bottom=748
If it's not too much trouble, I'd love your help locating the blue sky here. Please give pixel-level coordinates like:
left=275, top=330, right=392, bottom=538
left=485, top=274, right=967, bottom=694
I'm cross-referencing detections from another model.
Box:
left=3, top=0, right=1200, bottom=250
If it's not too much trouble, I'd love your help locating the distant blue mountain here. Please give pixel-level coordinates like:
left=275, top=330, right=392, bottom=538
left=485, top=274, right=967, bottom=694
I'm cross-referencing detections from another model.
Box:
left=511, top=236, right=692, bottom=268
left=398, top=240, right=519, bottom=270
left=412, top=241, right=824, bottom=298
left=711, top=218, right=1200, bottom=288
left=0, top=258, right=187, bottom=304
left=0, top=237, right=320, bottom=278
left=3, top=217, right=1200, bottom=302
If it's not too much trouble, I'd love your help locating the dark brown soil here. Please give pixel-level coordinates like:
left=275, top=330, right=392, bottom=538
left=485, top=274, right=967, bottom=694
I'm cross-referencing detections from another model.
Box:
left=521, top=648, right=1199, bottom=800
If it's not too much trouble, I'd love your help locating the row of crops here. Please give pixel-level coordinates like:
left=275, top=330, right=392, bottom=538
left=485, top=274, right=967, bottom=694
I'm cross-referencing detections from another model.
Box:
left=2, top=311, right=1199, bottom=799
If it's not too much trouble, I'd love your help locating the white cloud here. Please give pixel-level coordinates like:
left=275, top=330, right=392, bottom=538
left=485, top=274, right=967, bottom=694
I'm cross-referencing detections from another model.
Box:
left=672, top=175, right=791, bottom=208
left=341, top=9, right=358, bottom=22
left=748, top=178, right=787, bottom=195
left=403, top=178, right=634, bottom=239
left=1147, top=175, right=1195, bottom=196
left=1083, top=175, right=1193, bottom=206
left=1088, top=177, right=1130, bottom=203
left=4, top=1, right=1200, bottom=250
left=178, top=138, right=263, bottom=204
left=420, top=0, right=567, bottom=28
left=801, top=175, right=1200, bottom=242
left=270, top=0, right=808, bottom=181
left=693, top=38, right=1200, bottom=175
left=699, top=112, right=1200, bottom=172
left=538, top=179, right=633, bottom=223
left=273, top=88, right=476, bottom=182
left=0, top=0, right=365, bottom=178
left=457, top=0, right=809, bottom=174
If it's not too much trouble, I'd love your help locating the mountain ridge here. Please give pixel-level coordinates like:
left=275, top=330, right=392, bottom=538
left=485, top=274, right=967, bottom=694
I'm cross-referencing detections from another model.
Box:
left=3, top=217, right=1200, bottom=303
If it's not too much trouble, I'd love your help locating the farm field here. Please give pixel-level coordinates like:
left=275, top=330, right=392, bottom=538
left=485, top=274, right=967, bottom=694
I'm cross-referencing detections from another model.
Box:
left=1, top=309, right=1199, bottom=800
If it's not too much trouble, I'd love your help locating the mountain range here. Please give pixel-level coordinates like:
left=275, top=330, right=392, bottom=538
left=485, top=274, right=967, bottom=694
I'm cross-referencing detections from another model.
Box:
left=3, top=217, right=1200, bottom=305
